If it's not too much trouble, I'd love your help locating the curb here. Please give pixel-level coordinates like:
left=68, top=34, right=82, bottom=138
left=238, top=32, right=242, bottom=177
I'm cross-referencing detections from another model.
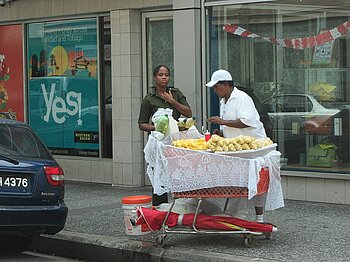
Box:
left=29, top=231, right=277, bottom=262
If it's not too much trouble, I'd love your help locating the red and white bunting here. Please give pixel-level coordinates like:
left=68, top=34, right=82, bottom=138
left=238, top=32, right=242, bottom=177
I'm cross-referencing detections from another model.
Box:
left=223, top=22, right=350, bottom=49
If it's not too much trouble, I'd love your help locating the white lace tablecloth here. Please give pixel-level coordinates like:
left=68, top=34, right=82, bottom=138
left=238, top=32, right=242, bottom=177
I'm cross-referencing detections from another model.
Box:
left=144, top=136, right=284, bottom=210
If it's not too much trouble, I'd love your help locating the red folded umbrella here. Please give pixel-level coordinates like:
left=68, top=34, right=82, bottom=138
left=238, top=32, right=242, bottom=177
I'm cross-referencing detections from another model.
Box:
left=136, top=207, right=276, bottom=233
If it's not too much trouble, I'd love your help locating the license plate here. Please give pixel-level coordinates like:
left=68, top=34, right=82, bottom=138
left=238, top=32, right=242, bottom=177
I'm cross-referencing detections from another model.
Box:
left=0, top=176, right=30, bottom=193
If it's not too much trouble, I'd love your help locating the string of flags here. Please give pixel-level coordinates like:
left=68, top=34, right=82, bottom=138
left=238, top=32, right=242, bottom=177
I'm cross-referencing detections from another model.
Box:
left=223, top=21, right=350, bottom=49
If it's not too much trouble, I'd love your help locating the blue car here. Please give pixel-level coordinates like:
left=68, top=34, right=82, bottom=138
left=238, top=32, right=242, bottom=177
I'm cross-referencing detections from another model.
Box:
left=0, top=119, right=68, bottom=251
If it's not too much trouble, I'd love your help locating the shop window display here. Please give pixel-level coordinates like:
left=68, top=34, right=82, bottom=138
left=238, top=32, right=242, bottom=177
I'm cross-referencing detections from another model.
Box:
left=0, top=25, right=24, bottom=121
left=206, top=1, right=350, bottom=172
left=27, top=19, right=100, bottom=157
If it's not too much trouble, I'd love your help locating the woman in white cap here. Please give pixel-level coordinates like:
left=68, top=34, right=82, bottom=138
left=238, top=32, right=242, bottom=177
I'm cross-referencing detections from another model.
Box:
left=206, top=69, right=266, bottom=139
left=206, top=69, right=267, bottom=223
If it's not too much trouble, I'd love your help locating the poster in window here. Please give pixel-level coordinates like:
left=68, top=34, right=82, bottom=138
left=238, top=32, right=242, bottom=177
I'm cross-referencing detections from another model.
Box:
left=312, top=29, right=334, bottom=65
left=27, top=19, right=99, bottom=157
left=0, top=24, right=24, bottom=121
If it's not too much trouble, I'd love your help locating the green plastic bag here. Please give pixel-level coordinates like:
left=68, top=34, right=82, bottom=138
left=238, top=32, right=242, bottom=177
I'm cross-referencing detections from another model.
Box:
left=306, top=143, right=337, bottom=168
left=155, top=114, right=169, bottom=135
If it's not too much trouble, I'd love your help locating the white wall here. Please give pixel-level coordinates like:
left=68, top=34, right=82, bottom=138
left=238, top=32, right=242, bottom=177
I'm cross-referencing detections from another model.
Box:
left=173, top=0, right=203, bottom=127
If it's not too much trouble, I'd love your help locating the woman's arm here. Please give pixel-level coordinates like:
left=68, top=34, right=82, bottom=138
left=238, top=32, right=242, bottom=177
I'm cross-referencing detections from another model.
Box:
left=168, top=99, right=192, bottom=117
left=139, top=123, right=155, bottom=132
left=207, top=116, right=249, bottom=128
left=138, top=97, right=155, bottom=132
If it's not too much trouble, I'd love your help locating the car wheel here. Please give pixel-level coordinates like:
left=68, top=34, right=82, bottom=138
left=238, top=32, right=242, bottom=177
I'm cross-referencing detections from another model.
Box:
left=0, top=234, right=34, bottom=252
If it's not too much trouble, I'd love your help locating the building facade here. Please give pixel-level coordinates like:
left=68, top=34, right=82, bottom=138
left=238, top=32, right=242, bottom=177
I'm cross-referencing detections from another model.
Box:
left=0, top=0, right=349, bottom=204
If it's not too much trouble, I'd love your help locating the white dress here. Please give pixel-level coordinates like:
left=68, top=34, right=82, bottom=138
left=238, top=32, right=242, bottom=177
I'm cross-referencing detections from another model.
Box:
left=203, top=87, right=268, bottom=218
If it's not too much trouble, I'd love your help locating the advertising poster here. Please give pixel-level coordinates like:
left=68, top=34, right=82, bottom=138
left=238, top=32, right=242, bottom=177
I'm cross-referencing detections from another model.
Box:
left=0, top=24, right=24, bottom=121
left=27, top=19, right=99, bottom=157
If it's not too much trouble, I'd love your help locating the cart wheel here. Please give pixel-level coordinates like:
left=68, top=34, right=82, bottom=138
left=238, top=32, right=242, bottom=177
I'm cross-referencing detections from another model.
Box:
left=244, top=234, right=255, bottom=247
left=155, top=235, right=166, bottom=247
left=264, top=232, right=272, bottom=240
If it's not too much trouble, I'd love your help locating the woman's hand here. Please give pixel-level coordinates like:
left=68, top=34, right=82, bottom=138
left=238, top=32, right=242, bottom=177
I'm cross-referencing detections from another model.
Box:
left=207, top=116, right=224, bottom=125
left=159, top=90, right=192, bottom=118
left=207, top=116, right=248, bottom=129
left=159, top=91, right=174, bottom=103
left=212, top=129, right=222, bottom=136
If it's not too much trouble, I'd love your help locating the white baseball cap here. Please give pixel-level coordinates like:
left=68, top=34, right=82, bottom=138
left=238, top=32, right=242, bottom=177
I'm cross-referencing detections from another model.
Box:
left=206, top=69, right=232, bottom=87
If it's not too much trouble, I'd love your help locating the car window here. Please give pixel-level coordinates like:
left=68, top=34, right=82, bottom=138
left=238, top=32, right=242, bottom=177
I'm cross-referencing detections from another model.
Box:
left=263, top=97, right=274, bottom=112
left=0, top=112, right=14, bottom=119
left=264, top=95, right=313, bottom=113
left=0, top=124, right=53, bottom=160
left=263, top=96, right=285, bottom=113
left=284, top=96, right=313, bottom=112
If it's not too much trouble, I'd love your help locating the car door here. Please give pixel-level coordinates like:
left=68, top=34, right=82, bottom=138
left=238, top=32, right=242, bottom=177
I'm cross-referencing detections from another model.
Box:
left=281, top=95, right=312, bottom=135
left=263, top=95, right=312, bottom=164
left=264, top=95, right=312, bottom=135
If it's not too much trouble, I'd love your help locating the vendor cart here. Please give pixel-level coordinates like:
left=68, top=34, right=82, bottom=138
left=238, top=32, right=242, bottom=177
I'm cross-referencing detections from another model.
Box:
left=143, top=132, right=284, bottom=247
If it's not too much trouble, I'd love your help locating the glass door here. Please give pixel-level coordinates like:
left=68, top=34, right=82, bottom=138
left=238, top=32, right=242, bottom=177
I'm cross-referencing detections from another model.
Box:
left=142, top=12, right=174, bottom=91
left=142, top=12, right=173, bottom=185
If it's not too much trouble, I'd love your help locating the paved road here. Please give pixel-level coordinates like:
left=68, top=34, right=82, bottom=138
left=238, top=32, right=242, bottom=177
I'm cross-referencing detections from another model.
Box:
left=30, top=182, right=350, bottom=261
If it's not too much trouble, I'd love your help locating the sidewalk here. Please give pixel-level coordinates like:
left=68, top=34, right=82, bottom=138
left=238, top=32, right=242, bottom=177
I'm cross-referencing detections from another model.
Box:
left=30, top=181, right=350, bottom=262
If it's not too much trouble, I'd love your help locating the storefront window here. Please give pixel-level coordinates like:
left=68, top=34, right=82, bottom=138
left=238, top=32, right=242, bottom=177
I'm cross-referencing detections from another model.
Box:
left=100, top=16, right=112, bottom=158
left=206, top=1, right=350, bottom=173
left=27, top=18, right=99, bottom=157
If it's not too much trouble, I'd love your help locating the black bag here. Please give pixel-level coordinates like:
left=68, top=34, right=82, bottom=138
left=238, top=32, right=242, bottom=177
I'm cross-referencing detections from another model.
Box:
left=236, top=86, right=274, bottom=139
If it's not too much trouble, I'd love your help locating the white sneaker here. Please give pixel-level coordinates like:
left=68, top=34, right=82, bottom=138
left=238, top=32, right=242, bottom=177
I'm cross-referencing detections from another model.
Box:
left=255, top=215, right=264, bottom=223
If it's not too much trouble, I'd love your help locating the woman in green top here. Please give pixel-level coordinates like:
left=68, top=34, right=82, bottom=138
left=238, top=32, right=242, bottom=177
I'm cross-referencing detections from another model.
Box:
left=138, top=65, right=192, bottom=132
left=138, top=65, right=192, bottom=205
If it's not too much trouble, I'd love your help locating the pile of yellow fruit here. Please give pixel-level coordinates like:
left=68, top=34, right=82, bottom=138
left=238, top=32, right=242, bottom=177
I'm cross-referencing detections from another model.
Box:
left=172, top=138, right=209, bottom=150
left=171, top=135, right=274, bottom=152
left=207, top=134, right=273, bottom=152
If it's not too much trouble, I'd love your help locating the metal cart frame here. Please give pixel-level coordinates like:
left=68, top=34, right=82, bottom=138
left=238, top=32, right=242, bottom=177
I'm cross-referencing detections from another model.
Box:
left=155, top=167, right=272, bottom=247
